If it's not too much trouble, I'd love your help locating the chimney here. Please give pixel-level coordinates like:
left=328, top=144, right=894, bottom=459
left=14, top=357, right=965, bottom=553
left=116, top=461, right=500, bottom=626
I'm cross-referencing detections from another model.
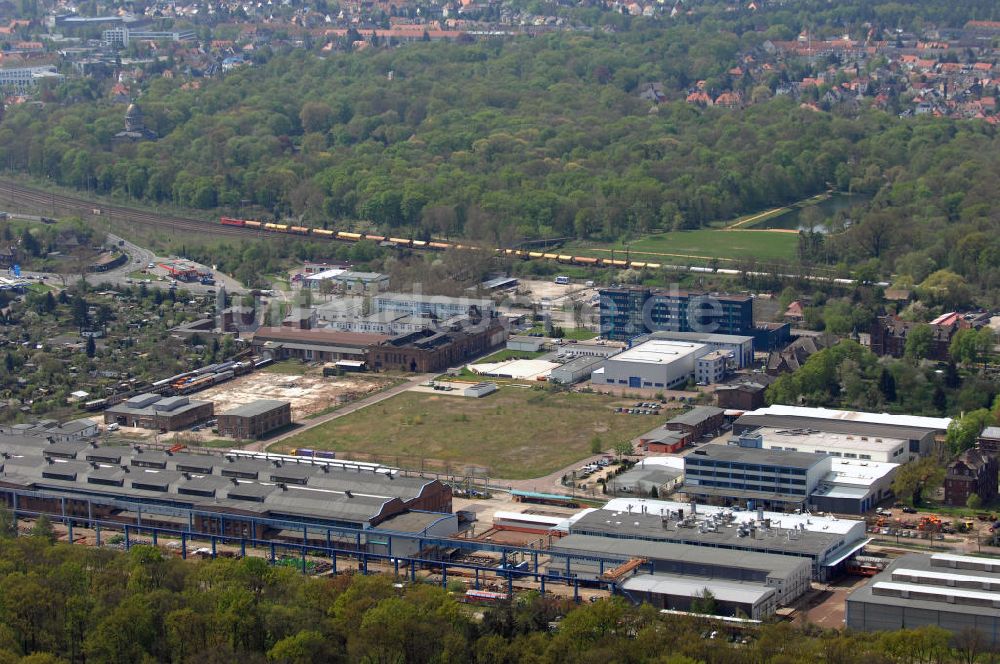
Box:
left=46, top=436, right=55, bottom=445
left=321, top=466, right=329, bottom=473
left=231, top=477, right=238, bottom=485
left=182, top=472, right=191, bottom=480
left=344, top=490, right=352, bottom=498
left=690, top=501, right=697, bottom=515
left=278, top=483, right=287, bottom=491
left=757, top=506, right=764, bottom=522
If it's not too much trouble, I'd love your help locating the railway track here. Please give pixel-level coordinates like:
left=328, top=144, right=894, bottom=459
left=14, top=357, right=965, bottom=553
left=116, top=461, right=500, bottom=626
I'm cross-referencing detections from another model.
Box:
left=0, top=178, right=251, bottom=239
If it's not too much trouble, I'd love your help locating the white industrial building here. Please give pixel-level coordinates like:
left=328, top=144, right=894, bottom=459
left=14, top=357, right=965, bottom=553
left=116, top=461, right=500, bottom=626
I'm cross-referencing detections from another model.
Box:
left=734, top=405, right=951, bottom=459
left=303, top=268, right=347, bottom=290
left=591, top=340, right=707, bottom=390
left=736, top=428, right=909, bottom=463
left=374, top=293, right=494, bottom=319
left=333, top=311, right=432, bottom=336
left=0, top=66, right=64, bottom=91
left=638, top=330, right=754, bottom=368
left=567, top=497, right=868, bottom=581
left=811, top=458, right=899, bottom=515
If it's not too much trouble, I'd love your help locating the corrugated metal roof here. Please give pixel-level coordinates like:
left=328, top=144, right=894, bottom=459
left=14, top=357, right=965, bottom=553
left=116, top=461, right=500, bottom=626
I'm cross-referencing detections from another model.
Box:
left=622, top=573, right=775, bottom=605
left=222, top=400, right=289, bottom=418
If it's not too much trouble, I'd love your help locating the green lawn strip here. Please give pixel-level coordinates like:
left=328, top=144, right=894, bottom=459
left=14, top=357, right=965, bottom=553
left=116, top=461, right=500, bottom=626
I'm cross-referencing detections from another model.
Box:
left=259, top=360, right=312, bottom=375
left=567, top=229, right=799, bottom=264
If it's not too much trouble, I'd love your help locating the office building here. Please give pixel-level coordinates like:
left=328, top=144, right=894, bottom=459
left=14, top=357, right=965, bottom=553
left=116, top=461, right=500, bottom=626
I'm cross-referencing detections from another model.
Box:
left=333, top=312, right=433, bottom=336
left=696, top=350, right=731, bottom=384
left=847, top=553, right=1000, bottom=645
left=591, top=340, right=707, bottom=390
left=0, top=66, right=64, bottom=92
left=217, top=400, right=292, bottom=440
left=684, top=445, right=831, bottom=511
left=599, top=288, right=754, bottom=342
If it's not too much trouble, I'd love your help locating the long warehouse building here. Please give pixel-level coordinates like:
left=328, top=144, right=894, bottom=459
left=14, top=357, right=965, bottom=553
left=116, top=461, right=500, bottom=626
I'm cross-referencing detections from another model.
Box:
left=0, top=435, right=453, bottom=556
left=566, top=498, right=868, bottom=581
left=847, top=552, right=1000, bottom=645
left=733, top=405, right=950, bottom=459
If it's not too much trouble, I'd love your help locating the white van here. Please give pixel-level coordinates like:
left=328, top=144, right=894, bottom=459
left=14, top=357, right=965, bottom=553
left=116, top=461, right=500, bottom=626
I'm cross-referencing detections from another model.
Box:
left=107, top=423, right=120, bottom=432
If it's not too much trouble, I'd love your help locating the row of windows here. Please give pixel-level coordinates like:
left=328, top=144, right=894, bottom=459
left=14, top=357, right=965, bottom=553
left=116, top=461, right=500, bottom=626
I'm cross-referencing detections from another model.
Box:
left=686, top=459, right=808, bottom=475
left=693, top=479, right=807, bottom=495
left=688, top=469, right=806, bottom=485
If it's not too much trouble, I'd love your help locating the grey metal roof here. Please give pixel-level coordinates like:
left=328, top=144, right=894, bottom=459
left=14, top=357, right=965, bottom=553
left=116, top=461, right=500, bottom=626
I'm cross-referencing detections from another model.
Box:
left=223, top=400, right=290, bottom=418
left=0, top=435, right=446, bottom=527
left=106, top=398, right=210, bottom=418
left=667, top=406, right=725, bottom=427
left=640, top=331, right=754, bottom=345
left=623, top=573, right=775, bottom=605
left=613, top=466, right=683, bottom=485
left=735, top=414, right=936, bottom=441
left=553, top=356, right=603, bottom=373
left=376, top=511, right=456, bottom=534
left=635, top=428, right=686, bottom=444
left=981, top=426, right=1000, bottom=440
left=550, top=534, right=808, bottom=579
left=687, top=444, right=824, bottom=470
left=847, top=553, right=1000, bottom=618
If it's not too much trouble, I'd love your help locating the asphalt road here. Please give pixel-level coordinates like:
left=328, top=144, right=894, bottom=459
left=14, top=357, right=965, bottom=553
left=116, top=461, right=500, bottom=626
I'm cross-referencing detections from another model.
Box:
left=20, top=233, right=246, bottom=297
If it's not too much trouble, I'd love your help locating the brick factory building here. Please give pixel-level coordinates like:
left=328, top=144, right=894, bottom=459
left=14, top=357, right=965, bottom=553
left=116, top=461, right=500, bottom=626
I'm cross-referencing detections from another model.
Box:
left=217, top=400, right=292, bottom=440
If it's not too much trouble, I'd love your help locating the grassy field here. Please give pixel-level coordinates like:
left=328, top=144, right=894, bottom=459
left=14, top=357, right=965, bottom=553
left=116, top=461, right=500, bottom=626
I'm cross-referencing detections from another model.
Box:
left=271, top=389, right=668, bottom=479
left=260, top=360, right=312, bottom=375
left=568, top=228, right=798, bottom=264
left=475, top=348, right=548, bottom=363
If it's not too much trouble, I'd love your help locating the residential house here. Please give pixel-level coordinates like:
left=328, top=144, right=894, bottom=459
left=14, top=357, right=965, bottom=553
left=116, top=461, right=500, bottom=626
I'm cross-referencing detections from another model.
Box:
left=944, top=449, right=998, bottom=507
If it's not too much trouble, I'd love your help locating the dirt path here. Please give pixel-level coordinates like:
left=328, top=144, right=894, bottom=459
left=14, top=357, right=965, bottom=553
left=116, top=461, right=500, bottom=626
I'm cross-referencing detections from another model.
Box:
left=240, top=372, right=439, bottom=452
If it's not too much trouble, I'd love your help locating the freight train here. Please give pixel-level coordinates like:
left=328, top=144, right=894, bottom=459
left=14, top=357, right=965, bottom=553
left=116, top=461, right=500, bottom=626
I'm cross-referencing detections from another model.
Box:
left=220, top=217, right=660, bottom=270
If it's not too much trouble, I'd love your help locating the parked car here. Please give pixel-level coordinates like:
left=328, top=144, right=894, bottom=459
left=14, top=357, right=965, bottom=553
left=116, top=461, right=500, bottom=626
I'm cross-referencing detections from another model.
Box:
left=901, top=506, right=918, bottom=514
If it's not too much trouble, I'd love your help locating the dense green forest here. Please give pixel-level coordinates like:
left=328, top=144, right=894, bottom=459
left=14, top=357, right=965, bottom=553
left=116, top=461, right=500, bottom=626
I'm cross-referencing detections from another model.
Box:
left=4, top=0, right=1000, bottom=293
left=0, top=531, right=993, bottom=664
